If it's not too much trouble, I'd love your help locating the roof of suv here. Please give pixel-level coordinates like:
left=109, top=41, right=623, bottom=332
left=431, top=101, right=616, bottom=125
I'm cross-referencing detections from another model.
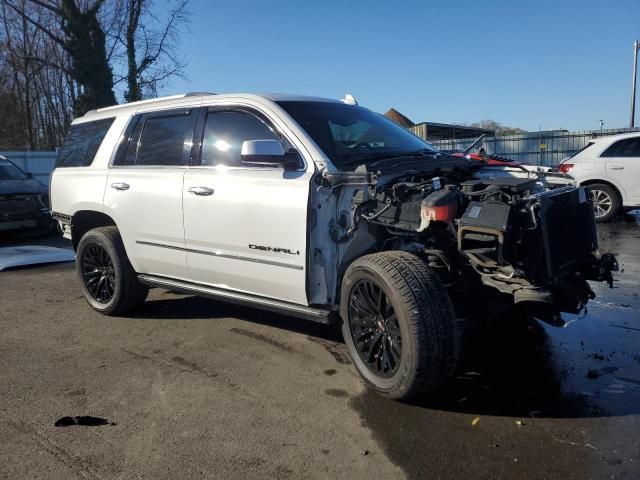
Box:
left=79, top=92, right=343, bottom=123
left=587, top=131, right=640, bottom=144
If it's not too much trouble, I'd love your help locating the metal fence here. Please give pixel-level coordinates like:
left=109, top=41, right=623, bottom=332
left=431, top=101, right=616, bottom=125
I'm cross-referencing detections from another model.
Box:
left=1, top=151, right=57, bottom=185
left=422, top=127, right=640, bottom=167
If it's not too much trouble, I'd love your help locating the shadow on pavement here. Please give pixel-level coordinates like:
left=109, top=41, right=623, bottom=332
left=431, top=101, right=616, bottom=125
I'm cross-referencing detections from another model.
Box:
left=408, top=315, right=616, bottom=419
left=132, top=292, right=341, bottom=343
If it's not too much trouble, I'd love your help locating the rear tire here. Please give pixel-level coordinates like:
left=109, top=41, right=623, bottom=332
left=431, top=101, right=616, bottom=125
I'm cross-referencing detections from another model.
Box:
left=589, top=183, right=620, bottom=223
left=76, top=226, right=148, bottom=315
left=340, top=251, right=461, bottom=400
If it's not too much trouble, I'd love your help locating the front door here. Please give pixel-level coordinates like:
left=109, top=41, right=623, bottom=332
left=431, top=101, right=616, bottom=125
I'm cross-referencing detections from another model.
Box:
left=104, top=107, right=198, bottom=280
left=182, top=107, right=311, bottom=305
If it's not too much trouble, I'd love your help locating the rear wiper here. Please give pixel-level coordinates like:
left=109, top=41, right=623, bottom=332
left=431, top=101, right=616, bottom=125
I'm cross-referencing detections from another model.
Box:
left=342, top=149, right=438, bottom=166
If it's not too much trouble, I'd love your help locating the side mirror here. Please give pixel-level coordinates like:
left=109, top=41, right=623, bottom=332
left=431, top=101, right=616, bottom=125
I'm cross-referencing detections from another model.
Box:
left=26, top=172, right=33, bottom=179
left=241, top=140, right=300, bottom=170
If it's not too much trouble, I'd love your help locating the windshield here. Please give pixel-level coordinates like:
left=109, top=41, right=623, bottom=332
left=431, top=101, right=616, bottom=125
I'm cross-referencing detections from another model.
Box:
left=0, top=159, right=29, bottom=180
left=277, top=101, right=438, bottom=168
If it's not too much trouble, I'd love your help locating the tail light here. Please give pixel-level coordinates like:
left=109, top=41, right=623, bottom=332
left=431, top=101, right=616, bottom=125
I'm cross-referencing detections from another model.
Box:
left=559, top=163, right=574, bottom=174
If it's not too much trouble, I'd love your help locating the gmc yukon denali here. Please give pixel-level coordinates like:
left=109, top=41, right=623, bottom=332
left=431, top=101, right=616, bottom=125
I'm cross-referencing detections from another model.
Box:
left=50, top=93, right=618, bottom=399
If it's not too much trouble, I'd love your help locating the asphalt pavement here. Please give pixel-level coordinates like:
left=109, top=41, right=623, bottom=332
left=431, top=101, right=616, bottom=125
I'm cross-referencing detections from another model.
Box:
left=1, top=216, right=639, bottom=479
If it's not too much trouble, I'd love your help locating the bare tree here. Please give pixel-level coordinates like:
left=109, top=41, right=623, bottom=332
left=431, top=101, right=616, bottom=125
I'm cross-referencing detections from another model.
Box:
left=5, top=0, right=117, bottom=115
left=0, top=0, right=75, bottom=149
left=469, top=119, right=526, bottom=136
left=117, top=0, right=188, bottom=102
left=0, top=0, right=190, bottom=150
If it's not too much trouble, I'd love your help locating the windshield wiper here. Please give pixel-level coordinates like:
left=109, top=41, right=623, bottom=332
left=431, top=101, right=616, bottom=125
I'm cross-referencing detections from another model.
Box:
left=341, top=149, right=439, bottom=166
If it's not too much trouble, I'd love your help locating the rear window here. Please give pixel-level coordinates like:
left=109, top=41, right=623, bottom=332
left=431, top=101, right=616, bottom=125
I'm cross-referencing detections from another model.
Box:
left=568, top=142, right=594, bottom=159
left=56, top=118, right=115, bottom=167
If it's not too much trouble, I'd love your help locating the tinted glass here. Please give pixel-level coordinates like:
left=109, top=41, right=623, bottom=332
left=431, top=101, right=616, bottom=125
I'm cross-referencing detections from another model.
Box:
left=56, top=118, right=115, bottom=167
left=201, top=110, right=280, bottom=167
left=277, top=101, right=436, bottom=169
left=569, top=142, right=594, bottom=158
left=136, top=114, right=193, bottom=166
left=120, top=116, right=144, bottom=166
left=136, top=113, right=194, bottom=166
left=0, top=158, right=28, bottom=180
left=601, top=138, right=640, bottom=158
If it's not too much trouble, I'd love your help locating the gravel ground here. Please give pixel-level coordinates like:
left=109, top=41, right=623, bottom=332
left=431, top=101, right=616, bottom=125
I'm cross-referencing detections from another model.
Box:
left=1, top=216, right=639, bottom=479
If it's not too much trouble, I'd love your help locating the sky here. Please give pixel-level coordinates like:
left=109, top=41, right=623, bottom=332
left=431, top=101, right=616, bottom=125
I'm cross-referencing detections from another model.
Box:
left=158, top=0, right=640, bottom=132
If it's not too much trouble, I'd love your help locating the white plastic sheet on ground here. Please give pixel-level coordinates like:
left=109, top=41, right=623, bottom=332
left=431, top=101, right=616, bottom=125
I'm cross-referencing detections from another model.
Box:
left=0, top=245, right=75, bottom=271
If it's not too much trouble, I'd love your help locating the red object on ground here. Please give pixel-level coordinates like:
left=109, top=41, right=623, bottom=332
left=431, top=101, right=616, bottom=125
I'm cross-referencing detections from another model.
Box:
left=451, top=152, right=521, bottom=166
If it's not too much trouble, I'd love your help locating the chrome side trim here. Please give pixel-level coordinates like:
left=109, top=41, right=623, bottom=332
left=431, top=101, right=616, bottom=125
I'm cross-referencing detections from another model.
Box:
left=137, top=274, right=333, bottom=324
left=135, top=240, right=303, bottom=271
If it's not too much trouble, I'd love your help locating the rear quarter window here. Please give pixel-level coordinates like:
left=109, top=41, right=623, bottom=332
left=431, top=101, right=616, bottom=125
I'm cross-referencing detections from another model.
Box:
left=56, top=118, right=115, bottom=167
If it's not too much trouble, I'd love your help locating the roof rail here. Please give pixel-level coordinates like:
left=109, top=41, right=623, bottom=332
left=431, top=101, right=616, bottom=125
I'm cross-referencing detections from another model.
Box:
left=90, top=92, right=216, bottom=115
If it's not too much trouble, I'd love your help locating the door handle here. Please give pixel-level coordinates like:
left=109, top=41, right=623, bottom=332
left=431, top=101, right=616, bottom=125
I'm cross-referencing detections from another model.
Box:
left=111, top=182, right=130, bottom=190
left=188, top=186, right=214, bottom=196
left=610, top=166, right=624, bottom=170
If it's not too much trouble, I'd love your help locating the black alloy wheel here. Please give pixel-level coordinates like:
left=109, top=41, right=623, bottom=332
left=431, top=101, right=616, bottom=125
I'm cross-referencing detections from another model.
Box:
left=82, top=243, right=116, bottom=303
left=340, top=251, right=461, bottom=399
left=348, top=279, right=402, bottom=378
left=76, top=226, right=148, bottom=315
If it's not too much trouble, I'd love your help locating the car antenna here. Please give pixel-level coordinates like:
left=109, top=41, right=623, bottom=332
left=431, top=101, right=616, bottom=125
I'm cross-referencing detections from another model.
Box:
left=341, top=93, right=358, bottom=105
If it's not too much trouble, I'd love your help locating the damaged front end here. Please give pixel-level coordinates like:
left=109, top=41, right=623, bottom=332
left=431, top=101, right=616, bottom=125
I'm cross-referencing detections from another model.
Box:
left=343, top=163, right=618, bottom=326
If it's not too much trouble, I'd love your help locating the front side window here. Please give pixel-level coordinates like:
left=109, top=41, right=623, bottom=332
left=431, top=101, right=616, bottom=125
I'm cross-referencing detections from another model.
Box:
left=200, top=110, right=281, bottom=167
left=135, top=112, right=195, bottom=166
left=601, top=138, right=640, bottom=158
left=56, top=118, right=115, bottom=167
left=277, top=101, right=437, bottom=169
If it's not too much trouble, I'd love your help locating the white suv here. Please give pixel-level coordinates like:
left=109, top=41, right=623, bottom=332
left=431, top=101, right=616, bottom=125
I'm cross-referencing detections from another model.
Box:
left=559, top=132, right=640, bottom=222
left=50, top=93, right=617, bottom=400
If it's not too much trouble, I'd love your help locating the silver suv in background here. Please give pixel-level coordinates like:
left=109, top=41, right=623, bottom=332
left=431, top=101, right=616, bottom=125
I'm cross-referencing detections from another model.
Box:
left=559, top=132, right=640, bottom=222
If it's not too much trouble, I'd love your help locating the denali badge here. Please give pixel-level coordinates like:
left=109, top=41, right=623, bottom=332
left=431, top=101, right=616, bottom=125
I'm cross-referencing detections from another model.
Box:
left=249, top=244, right=300, bottom=255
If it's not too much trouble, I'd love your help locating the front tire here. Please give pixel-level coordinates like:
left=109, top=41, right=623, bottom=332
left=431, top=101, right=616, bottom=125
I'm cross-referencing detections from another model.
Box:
left=340, top=251, right=461, bottom=400
left=589, top=183, right=620, bottom=223
left=76, top=226, right=148, bottom=315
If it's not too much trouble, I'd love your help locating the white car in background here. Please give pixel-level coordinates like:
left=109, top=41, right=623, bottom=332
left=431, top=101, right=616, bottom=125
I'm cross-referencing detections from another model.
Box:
left=559, top=132, right=640, bottom=222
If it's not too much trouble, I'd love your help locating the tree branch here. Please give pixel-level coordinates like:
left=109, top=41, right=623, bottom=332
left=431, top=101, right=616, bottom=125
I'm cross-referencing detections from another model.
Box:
left=5, top=1, right=65, bottom=46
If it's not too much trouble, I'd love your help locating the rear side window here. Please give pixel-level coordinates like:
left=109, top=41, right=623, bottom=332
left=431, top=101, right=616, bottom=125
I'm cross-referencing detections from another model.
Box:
left=569, top=141, right=594, bottom=158
left=601, top=138, right=640, bottom=157
left=56, top=118, right=115, bottom=167
left=201, top=110, right=281, bottom=167
left=116, top=110, right=196, bottom=166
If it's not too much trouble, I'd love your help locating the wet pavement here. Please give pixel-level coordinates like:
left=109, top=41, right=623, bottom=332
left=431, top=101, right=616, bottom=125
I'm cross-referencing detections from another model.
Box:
left=1, top=216, right=639, bottom=479
left=350, top=215, right=640, bottom=479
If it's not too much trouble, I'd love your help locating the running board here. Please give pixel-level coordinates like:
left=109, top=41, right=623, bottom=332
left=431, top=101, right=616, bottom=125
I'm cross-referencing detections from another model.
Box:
left=138, top=274, right=334, bottom=325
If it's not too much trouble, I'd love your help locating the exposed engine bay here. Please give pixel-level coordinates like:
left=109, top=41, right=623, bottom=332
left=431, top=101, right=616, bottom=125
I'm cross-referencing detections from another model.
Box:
left=314, top=157, right=618, bottom=325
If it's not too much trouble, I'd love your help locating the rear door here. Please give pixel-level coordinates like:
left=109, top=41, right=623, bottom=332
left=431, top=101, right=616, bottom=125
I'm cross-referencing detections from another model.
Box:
left=601, top=137, right=640, bottom=204
left=182, top=106, right=312, bottom=305
left=104, top=107, right=198, bottom=280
